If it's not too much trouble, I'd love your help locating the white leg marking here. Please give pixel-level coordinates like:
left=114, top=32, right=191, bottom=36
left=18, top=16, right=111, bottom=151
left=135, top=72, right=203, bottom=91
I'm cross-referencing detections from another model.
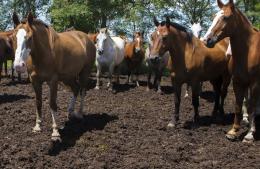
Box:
left=51, top=110, right=60, bottom=141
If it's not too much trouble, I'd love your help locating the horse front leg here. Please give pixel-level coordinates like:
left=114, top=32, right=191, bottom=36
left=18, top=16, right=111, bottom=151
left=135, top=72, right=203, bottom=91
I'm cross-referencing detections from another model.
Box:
left=184, top=83, right=189, bottom=98
left=108, top=63, right=115, bottom=92
left=48, top=79, right=61, bottom=141
left=95, top=63, right=101, bottom=90
left=32, top=79, right=43, bottom=133
left=156, top=69, right=163, bottom=94
left=226, top=80, right=245, bottom=140
left=146, top=67, right=152, bottom=91
left=168, top=78, right=181, bottom=128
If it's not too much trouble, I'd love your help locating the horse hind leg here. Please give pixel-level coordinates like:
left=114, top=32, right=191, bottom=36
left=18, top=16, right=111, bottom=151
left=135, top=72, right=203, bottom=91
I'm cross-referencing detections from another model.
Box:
left=242, top=91, right=249, bottom=124
left=191, top=82, right=200, bottom=126
left=242, top=86, right=259, bottom=143
left=95, top=64, right=101, bottom=90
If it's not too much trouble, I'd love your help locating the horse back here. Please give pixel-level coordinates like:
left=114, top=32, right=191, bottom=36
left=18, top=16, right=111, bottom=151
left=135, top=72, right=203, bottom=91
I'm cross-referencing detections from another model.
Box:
left=54, top=31, right=96, bottom=75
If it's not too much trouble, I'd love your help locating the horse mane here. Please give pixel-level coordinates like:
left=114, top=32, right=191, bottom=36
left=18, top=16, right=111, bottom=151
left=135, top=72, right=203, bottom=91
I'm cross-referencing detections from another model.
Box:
left=21, top=18, right=49, bottom=29
left=160, top=21, right=193, bottom=42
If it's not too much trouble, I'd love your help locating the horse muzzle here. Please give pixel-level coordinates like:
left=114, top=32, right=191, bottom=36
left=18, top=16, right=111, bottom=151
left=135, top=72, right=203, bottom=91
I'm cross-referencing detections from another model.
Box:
left=205, top=36, right=218, bottom=48
left=97, top=50, right=104, bottom=55
left=14, top=61, right=26, bottom=73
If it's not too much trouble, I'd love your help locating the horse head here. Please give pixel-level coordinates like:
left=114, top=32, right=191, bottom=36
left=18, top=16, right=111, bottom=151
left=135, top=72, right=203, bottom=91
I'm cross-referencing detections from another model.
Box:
left=96, top=28, right=109, bottom=55
left=133, top=32, right=144, bottom=53
left=204, top=0, right=236, bottom=48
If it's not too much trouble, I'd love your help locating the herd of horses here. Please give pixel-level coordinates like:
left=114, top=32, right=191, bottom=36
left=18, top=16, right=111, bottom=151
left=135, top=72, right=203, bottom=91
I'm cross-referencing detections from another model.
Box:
left=0, top=0, right=259, bottom=144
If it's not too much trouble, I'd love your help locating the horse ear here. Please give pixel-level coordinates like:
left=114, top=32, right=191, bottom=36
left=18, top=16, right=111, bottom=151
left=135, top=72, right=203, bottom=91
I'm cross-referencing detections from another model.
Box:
left=153, top=16, right=159, bottom=27
left=27, top=12, right=34, bottom=25
left=229, top=0, right=235, bottom=10
left=166, top=16, right=170, bottom=28
left=12, top=12, right=20, bottom=28
left=217, top=0, right=224, bottom=9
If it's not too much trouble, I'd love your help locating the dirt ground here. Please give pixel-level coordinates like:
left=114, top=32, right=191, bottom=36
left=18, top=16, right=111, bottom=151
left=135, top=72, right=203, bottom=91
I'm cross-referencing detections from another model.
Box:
left=0, top=73, right=259, bottom=169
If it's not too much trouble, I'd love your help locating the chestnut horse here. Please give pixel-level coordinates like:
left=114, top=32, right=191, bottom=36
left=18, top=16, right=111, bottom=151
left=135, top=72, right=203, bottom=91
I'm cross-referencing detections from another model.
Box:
left=204, top=0, right=260, bottom=143
left=150, top=17, right=231, bottom=128
left=0, top=30, right=21, bottom=81
left=124, top=32, right=145, bottom=87
left=12, top=13, right=96, bottom=141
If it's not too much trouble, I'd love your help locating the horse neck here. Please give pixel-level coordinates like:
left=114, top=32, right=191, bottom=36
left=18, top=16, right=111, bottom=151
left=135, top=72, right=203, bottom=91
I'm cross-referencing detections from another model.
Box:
left=168, top=27, right=192, bottom=66
left=230, top=9, right=256, bottom=69
left=30, top=26, right=56, bottom=66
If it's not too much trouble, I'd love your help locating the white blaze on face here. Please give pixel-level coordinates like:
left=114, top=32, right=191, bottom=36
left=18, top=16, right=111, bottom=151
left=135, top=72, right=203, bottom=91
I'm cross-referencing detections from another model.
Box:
left=14, top=29, right=31, bottom=73
left=135, top=37, right=141, bottom=52
left=202, top=10, right=224, bottom=41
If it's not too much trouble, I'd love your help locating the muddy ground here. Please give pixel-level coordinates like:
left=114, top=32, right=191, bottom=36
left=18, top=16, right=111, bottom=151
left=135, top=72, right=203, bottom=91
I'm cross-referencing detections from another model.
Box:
left=0, top=73, right=259, bottom=169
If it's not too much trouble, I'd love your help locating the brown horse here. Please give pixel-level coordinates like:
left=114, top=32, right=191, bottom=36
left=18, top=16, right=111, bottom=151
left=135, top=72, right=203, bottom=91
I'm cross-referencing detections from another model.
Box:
left=204, top=0, right=260, bottom=143
left=12, top=13, right=96, bottom=141
left=0, top=30, right=21, bottom=81
left=124, top=32, right=145, bottom=86
left=87, top=33, right=98, bottom=43
left=150, top=17, right=231, bottom=128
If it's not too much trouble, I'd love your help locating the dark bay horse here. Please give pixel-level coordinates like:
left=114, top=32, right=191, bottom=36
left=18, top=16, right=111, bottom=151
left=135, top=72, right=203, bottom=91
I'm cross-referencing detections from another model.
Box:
left=0, top=30, right=21, bottom=81
left=124, top=32, right=145, bottom=87
left=150, top=17, right=231, bottom=128
left=12, top=13, right=96, bottom=141
left=204, top=0, right=260, bottom=143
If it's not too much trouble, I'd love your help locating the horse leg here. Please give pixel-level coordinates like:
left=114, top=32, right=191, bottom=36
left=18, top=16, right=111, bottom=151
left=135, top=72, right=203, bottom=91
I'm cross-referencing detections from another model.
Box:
left=146, top=69, right=151, bottom=92
left=65, top=79, right=81, bottom=119
left=220, top=74, right=231, bottom=117
left=108, top=64, right=115, bottom=92
left=32, top=79, right=43, bottom=132
left=0, top=61, right=3, bottom=81
left=168, top=79, right=181, bottom=128
left=156, top=70, right=163, bottom=94
left=191, top=82, right=200, bottom=126
left=95, top=64, right=101, bottom=90
left=226, top=80, right=246, bottom=140
left=184, top=83, right=189, bottom=98
left=48, top=79, right=61, bottom=141
left=243, top=85, right=259, bottom=143
left=4, top=60, right=8, bottom=77
left=211, top=78, right=222, bottom=120
left=242, top=90, right=249, bottom=124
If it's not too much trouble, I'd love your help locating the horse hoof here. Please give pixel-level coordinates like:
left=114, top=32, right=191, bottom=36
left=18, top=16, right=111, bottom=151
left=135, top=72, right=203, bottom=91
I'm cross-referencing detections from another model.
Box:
left=184, top=93, right=189, bottom=98
left=242, top=118, right=249, bottom=125
left=157, top=90, right=163, bottom=95
left=51, top=136, right=61, bottom=142
left=94, top=86, right=100, bottom=90
left=167, top=122, right=176, bottom=128
left=225, top=133, right=238, bottom=141
left=112, top=89, right=117, bottom=94
left=32, top=126, right=41, bottom=132
left=242, top=137, right=254, bottom=144
left=146, top=88, right=150, bottom=92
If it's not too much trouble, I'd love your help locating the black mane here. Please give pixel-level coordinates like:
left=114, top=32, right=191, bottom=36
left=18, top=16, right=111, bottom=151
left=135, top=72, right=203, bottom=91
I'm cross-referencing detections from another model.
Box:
left=160, top=21, right=193, bottom=42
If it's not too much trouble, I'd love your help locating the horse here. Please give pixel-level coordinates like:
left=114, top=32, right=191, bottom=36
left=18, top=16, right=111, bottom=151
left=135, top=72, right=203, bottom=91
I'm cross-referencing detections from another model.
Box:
left=145, top=40, right=171, bottom=94
left=12, top=12, right=96, bottom=141
left=0, top=30, right=21, bottom=81
left=150, top=16, right=231, bottom=128
left=124, top=32, right=145, bottom=87
left=87, top=33, right=98, bottom=43
left=95, top=28, right=125, bottom=92
left=204, top=0, right=260, bottom=143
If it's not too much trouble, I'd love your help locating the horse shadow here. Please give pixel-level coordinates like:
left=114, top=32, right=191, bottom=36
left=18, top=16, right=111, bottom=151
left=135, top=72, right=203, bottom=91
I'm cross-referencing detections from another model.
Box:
left=199, top=90, right=215, bottom=103
left=0, top=93, right=32, bottom=104
left=48, top=113, right=118, bottom=156
left=3, top=79, right=30, bottom=86
left=183, top=113, right=234, bottom=129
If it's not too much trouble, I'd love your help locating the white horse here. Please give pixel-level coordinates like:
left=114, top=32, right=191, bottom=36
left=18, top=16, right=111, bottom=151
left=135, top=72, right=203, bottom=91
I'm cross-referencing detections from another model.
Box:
left=95, top=28, right=125, bottom=92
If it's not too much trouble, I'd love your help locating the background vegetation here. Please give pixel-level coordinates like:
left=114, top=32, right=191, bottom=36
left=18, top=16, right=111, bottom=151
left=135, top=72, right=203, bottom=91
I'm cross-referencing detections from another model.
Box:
left=0, top=0, right=259, bottom=40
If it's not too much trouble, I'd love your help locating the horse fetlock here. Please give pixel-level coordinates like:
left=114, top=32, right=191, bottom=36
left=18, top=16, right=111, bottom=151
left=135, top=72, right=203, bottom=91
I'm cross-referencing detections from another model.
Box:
left=243, top=132, right=255, bottom=143
left=33, top=124, right=41, bottom=132
left=226, top=128, right=239, bottom=141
